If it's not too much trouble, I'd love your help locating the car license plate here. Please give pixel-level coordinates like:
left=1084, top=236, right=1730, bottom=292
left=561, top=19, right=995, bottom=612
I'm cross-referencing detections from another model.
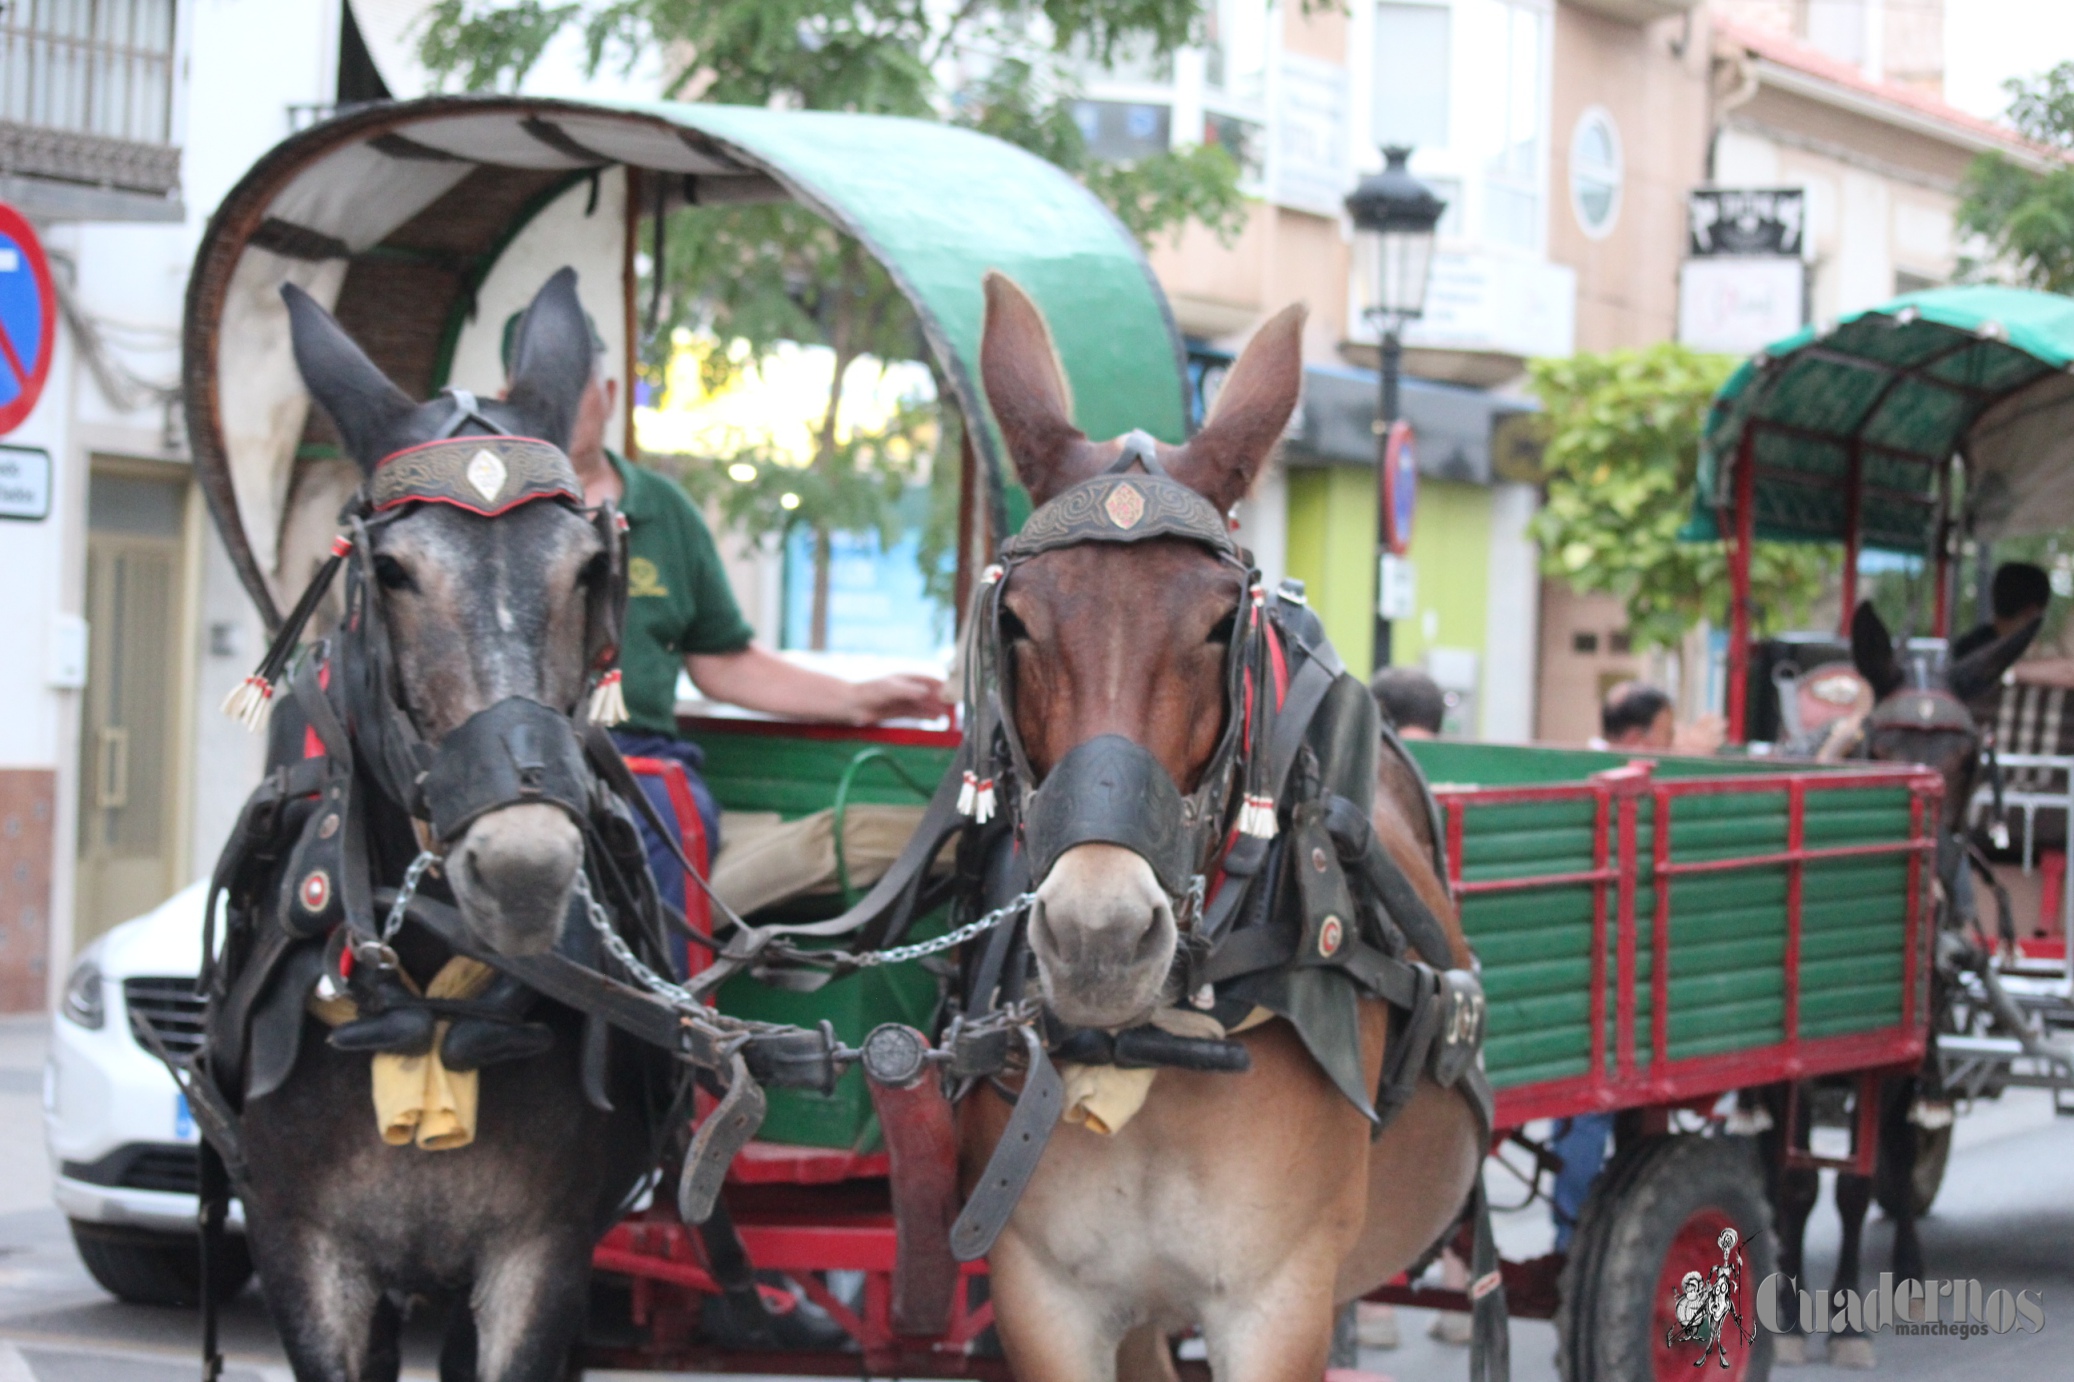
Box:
left=175, top=1092, right=195, bottom=1143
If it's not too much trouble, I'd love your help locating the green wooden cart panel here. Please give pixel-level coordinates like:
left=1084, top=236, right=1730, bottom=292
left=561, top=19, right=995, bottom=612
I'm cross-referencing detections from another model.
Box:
left=1405, top=741, right=1920, bottom=1091
left=671, top=727, right=1921, bottom=1135
left=685, top=723, right=959, bottom=1147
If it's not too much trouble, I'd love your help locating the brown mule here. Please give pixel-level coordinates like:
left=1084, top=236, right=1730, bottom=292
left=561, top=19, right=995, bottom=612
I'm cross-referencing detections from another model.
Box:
left=960, top=273, right=1487, bottom=1381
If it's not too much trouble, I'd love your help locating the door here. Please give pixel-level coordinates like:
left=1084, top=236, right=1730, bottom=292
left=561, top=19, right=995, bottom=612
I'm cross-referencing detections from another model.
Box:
left=75, top=467, right=190, bottom=948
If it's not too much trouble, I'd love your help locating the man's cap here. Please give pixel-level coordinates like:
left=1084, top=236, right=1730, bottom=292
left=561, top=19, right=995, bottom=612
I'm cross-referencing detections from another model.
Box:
left=501, top=308, right=608, bottom=376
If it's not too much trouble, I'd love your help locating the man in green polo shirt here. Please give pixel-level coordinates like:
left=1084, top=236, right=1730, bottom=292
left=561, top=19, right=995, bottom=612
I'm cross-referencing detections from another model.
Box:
left=505, top=320, right=943, bottom=928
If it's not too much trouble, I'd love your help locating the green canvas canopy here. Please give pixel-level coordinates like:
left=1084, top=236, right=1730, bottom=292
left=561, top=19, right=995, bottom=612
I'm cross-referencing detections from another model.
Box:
left=1691, top=284, right=2074, bottom=556
left=183, top=95, right=1187, bottom=628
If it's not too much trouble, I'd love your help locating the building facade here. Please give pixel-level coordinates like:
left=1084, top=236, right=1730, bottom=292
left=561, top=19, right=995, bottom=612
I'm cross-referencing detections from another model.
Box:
left=0, top=0, right=365, bottom=1009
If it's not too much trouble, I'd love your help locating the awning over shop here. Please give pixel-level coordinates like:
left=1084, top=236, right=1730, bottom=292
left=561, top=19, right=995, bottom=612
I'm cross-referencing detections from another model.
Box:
left=1284, top=363, right=1538, bottom=486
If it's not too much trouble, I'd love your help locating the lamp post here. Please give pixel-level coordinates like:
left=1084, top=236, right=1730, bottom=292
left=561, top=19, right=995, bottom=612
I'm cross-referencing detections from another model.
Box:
left=1344, top=145, right=1445, bottom=673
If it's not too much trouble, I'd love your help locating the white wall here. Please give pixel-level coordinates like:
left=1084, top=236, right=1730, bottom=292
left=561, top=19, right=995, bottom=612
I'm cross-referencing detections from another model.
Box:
left=1480, top=481, right=1540, bottom=742
left=7, top=0, right=346, bottom=992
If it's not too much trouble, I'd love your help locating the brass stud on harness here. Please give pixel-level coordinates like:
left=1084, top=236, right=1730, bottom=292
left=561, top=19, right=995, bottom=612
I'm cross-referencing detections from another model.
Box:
left=1318, top=915, right=1344, bottom=957
left=298, top=869, right=332, bottom=914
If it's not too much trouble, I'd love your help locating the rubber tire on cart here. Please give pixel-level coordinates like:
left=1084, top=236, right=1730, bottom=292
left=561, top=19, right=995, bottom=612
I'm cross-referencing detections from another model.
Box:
left=1871, top=1118, right=1950, bottom=1220
left=69, top=1221, right=253, bottom=1308
left=1554, top=1135, right=1777, bottom=1382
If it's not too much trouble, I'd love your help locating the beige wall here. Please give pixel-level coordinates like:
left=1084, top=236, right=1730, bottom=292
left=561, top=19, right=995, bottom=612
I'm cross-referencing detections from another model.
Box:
left=1146, top=0, right=1353, bottom=358
left=1550, top=4, right=1715, bottom=351
left=1150, top=205, right=1350, bottom=359
left=1536, top=585, right=1647, bottom=742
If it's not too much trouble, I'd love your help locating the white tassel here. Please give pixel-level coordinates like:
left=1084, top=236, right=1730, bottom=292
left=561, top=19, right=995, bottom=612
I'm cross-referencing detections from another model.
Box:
left=1238, top=793, right=1277, bottom=839
left=587, top=669, right=629, bottom=726
left=220, top=675, right=273, bottom=732
left=958, top=771, right=997, bottom=824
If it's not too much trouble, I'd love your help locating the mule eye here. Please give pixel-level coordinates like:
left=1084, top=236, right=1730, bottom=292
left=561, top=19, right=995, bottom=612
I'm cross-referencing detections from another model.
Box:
left=1207, top=610, right=1237, bottom=645
left=372, top=554, right=415, bottom=591
left=579, top=552, right=610, bottom=588
left=1000, top=608, right=1032, bottom=642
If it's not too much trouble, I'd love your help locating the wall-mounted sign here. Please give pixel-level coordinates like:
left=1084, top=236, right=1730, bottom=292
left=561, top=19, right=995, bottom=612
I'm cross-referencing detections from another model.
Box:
left=0, top=443, right=50, bottom=520
left=1678, top=257, right=1807, bottom=355
left=1272, top=53, right=1348, bottom=216
left=0, top=203, right=56, bottom=435
left=1688, top=188, right=1806, bottom=258
left=1380, top=420, right=1417, bottom=555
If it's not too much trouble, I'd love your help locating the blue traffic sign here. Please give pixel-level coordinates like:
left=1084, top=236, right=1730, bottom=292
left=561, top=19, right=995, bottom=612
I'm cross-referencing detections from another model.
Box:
left=0, top=203, right=56, bottom=435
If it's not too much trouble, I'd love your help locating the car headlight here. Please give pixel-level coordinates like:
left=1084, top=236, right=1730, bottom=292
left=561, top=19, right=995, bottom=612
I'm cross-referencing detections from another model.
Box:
left=61, top=959, right=104, bottom=1030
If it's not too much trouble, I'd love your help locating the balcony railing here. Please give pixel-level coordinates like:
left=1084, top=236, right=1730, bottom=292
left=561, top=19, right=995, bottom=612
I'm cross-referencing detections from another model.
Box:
left=0, top=0, right=179, bottom=196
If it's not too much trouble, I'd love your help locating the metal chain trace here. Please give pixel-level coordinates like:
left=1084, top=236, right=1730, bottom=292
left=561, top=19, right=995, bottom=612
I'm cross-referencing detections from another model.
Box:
left=382, top=851, right=440, bottom=942
left=853, top=892, right=1036, bottom=968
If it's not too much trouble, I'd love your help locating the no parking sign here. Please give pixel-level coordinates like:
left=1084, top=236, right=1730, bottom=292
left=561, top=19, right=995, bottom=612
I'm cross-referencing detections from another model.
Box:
left=0, top=203, right=56, bottom=436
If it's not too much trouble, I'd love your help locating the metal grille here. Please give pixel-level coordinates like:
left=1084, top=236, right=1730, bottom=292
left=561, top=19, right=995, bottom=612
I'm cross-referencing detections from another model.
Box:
left=1, top=0, right=176, bottom=146
left=124, top=975, right=203, bottom=1058
left=118, top=1144, right=196, bottom=1193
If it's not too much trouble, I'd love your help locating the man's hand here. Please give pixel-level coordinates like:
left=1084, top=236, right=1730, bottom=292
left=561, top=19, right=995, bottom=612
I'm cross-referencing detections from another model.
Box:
left=844, top=674, right=948, bottom=724
left=686, top=645, right=947, bottom=725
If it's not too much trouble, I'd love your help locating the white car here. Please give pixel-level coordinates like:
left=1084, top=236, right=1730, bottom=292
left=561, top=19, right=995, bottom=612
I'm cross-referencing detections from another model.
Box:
left=45, top=879, right=252, bottom=1305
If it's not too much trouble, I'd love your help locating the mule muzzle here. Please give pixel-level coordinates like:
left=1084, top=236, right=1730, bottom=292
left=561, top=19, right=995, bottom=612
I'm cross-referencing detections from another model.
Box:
left=420, top=696, right=593, bottom=955
left=420, top=695, right=592, bottom=841
left=1028, top=844, right=1178, bottom=1029
left=1023, top=734, right=1195, bottom=897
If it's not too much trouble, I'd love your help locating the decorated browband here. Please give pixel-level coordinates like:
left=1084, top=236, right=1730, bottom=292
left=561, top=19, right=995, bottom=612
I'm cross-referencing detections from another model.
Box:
left=220, top=432, right=626, bottom=731
left=369, top=435, right=583, bottom=516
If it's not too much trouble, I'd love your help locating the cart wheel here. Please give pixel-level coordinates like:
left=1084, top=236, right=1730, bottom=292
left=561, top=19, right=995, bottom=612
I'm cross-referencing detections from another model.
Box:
left=1555, top=1136, right=1776, bottom=1382
left=1877, top=1121, right=1950, bottom=1220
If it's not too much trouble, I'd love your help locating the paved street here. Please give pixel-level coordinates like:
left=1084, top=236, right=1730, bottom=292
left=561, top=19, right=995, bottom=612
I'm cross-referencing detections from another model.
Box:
left=1, top=1008, right=2068, bottom=1381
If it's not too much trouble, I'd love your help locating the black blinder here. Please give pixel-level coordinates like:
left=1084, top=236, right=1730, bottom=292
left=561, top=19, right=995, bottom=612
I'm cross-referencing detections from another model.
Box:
left=420, top=696, right=592, bottom=843
left=1023, top=734, right=1194, bottom=896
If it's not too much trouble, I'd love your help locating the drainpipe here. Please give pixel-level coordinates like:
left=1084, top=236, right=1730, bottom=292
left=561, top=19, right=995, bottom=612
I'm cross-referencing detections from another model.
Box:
left=1707, top=46, right=1761, bottom=184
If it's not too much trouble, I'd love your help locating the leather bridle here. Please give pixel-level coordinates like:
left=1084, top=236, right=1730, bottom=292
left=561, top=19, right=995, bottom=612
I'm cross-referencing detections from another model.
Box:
left=953, top=433, right=1280, bottom=916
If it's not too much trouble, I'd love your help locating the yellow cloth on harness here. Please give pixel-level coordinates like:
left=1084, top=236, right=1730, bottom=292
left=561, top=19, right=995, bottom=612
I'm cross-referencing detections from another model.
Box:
left=1058, top=1006, right=1274, bottom=1136
left=307, top=956, right=497, bottom=1151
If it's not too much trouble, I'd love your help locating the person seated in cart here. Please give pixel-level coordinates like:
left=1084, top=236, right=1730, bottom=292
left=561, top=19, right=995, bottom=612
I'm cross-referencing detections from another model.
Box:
left=1370, top=666, right=1446, bottom=739
left=1953, top=561, right=2052, bottom=686
left=1593, top=681, right=1726, bottom=755
left=503, top=317, right=945, bottom=941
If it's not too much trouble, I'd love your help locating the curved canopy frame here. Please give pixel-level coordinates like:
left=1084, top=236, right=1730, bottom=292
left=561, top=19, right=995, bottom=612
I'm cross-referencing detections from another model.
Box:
left=1690, top=285, right=2074, bottom=738
left=183, top=96, right=1188, bottom=628
left=1694, top=285, right=2074, bottom=556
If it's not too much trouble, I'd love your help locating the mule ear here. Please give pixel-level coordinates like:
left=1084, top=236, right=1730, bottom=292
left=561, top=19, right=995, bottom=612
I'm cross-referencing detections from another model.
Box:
left=980, top=271, right=1110, bottom=504
left=1950, top=614, right=2041, bottom=703
left=503, top=267, right=593, bottom=451
left=1168, top=303, right=1306, bottom=512
left=1850, top=600, right=1904, bottom=701
left=282, top=282, right=415, bottom=473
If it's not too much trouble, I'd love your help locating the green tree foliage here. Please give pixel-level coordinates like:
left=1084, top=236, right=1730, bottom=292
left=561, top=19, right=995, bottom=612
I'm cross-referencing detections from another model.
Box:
left=1526, top=345, right=1832, bottom=651
left=1957, top=61, right=2074, bottom=292
left=420, top=0, right=1248, bottom=646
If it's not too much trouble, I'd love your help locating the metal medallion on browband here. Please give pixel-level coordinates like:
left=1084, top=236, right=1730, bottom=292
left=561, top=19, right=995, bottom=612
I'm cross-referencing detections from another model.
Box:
left=954, top=429, right=1281, bottom=915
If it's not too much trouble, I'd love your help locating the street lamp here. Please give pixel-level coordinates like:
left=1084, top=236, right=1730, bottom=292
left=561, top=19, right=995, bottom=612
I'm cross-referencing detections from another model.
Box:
left=1345, top=145, right=1445, bottom=671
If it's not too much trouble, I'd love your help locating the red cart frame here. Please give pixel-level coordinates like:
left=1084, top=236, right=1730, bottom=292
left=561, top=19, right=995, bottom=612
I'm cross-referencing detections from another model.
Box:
left=586, top=756, right=1939, bottom=1367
